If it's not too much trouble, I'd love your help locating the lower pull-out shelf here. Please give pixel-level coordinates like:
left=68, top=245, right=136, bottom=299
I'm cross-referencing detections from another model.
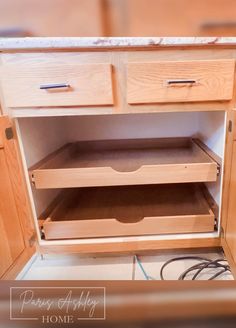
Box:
left=30, top=138, right=218, bottom=189
left=42, top=184, right=215, bottom=240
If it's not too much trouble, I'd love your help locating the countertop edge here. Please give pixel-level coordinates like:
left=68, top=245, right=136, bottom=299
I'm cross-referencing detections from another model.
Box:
left=1, top=37, right=236, bottom=51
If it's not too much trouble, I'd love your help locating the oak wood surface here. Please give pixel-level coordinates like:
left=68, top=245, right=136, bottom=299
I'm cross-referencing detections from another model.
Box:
left=1, top=246, right=35, bottom=280
left=221, top=238, right=236, bottom=279
left=0, top=135, right=25, bottom=277
left=39, top=238, right=221, bottom=255
left=43, top=184, right=215, bottom=240
left=1, top=50, right=235, bottom=117
left=0, top=116, right=36, bottom=278
left=0, top=48, right=234, bottom=262
left=127, top=60, right=235, bottom=104
left=225, top=141, right=236, bottom=265
left=1, top=63, right=113, bottom=107
left=30, top=138, right=218, bottom=189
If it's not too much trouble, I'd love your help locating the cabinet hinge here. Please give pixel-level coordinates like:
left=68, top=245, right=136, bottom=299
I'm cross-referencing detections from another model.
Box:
left=217, top=165, right=220, bottom=176
left=221, top=227, right=225, bottom=238
left=28, top=233, right=36, bottom=247
left=228, top=120, right=232, bottom=133
left=5, top=127, right=14, bottom=140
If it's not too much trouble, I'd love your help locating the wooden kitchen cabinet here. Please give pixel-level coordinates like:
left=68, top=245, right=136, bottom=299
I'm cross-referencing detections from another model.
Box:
left=1, top=38, right=236, bottom=279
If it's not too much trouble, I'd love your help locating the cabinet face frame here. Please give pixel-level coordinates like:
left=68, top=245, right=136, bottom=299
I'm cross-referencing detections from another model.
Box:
left=0, top=47, right=236, bottom=276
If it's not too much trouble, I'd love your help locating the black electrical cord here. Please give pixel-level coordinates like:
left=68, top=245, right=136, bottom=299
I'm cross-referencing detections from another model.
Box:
left=135, top=255, right=231, bottom=280
left=160, top=256, right=231, bottom=280
left=160, top=256, right=210, bottom=280
left=191, top=259, right=230, bottom=280
left=179, top=260, right=229, bottom=281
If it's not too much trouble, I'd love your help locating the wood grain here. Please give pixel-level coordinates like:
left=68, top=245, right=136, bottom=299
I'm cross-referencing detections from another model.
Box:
left=1, top=247, right=35, bottom=280
left=221, top=238, right=236, bottom=279
left=0, top=116, right=36, bottom=278
left=1, top=63, right=113, bottom=107
left=225, top=141, right=236, bottom=264
left=30, top=138, right=218, bottom=189
left=43, top=184, right=215, bottom=240
left=127, top=60, right=235, bottom=104
left=2, top=50, right=235, bottom=117
left=39, top=238, right=221, bottom=255
left=0, top=146, right=25, bottom=277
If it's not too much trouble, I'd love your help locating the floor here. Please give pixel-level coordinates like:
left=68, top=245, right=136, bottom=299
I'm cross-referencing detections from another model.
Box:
left=17, top=250, right=234, bottom=280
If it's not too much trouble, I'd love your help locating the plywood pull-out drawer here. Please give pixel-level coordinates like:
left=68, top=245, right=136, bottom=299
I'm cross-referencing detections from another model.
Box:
left=42, top=184, right=215, bottom=240
left=30, top=138, right=218, bottom=189
left=1, top=63, right=113, bottom=107
left=127, top=60, right=235, bottom=104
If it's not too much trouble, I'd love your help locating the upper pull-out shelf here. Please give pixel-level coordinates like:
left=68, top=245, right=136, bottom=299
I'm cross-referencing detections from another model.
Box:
left=30, top=138, right=218, bottom=189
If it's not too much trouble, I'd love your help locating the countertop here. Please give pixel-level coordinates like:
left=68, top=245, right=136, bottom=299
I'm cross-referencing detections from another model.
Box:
left=1, top=37, right=236, bottom=51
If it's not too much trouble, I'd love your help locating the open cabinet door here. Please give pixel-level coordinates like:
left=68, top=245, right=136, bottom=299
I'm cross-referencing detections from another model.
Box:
left=223, top=117, right=236, bottom=277
left=225, top=141, right=236, bottom=272
left=0, top=116, right=36, bottom=279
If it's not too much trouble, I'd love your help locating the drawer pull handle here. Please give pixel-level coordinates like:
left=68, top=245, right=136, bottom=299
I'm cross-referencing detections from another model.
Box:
left=166, top=79, right=197, bottom=85
left=40, top=83, right=71, bottom=90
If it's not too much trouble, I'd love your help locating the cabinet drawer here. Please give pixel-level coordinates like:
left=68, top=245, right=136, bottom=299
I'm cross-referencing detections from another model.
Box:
left=127, top=60, right=235, bottom=104
left=1, top=63, right=113, bottom=107
left=30, top=138, right=218, bottom=189
left=42, top=184, right=215, bottom=240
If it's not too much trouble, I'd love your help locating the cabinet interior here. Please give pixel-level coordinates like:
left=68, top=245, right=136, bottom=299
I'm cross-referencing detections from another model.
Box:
left=16, top=111, right=226, bottom=242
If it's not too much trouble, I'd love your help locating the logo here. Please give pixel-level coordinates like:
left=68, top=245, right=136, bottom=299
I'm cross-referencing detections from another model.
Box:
left=10, top=287, right=106, bottom=324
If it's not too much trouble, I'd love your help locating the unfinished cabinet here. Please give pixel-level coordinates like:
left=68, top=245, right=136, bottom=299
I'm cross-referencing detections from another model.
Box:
left=0, top=39, right=236, bottom=278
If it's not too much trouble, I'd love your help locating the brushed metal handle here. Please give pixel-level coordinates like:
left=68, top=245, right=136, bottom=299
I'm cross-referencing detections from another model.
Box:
left=40, top=83, right=71, bottom=90
left=166, top=79, right=197, bottom=85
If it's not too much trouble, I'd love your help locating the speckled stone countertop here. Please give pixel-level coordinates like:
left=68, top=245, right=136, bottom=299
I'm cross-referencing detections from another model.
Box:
left=1, top=37, right=236, bottom=51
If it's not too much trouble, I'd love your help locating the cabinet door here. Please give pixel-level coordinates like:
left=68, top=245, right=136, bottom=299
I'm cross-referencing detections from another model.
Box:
left=0, top=116, right=35, bottom=278
left=225, top=141, right=236, bottom=265
left=0, top=145, right=25, bottom=277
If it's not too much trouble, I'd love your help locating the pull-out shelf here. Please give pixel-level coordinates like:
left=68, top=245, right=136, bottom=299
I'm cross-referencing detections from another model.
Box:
left=30, top=138, right=218, bottom=189
left=42, top=184, right=215, bottom=240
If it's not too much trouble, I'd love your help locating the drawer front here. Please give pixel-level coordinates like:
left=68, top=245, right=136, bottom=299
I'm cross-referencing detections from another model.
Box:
left=32, top=163, right=218, bottom=189
left=1, top=63, right=113, bottom=107
left=30, top=138, right=218, bottom=189
left=42, top=184, right=215, bottom=240
left=127, top=60, right=235, bottom=104
left=43, top=214, right=215, bottom=240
